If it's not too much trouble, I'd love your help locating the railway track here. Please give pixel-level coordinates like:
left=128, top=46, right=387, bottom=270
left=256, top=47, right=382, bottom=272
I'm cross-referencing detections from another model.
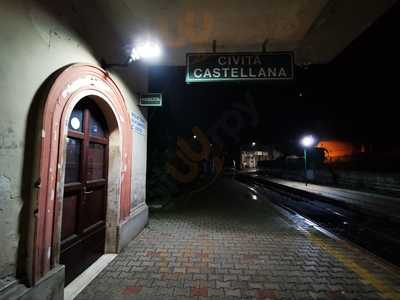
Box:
left=236, top=173, right=400, bottom=268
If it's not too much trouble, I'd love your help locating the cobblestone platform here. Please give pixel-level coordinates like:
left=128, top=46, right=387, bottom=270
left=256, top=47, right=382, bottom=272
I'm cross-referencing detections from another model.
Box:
left=76, top=179, right=400, bottom=299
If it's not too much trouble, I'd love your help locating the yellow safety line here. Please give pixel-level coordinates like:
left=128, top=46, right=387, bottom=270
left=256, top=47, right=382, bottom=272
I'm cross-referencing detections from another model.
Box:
left=309, top=234, right=400, bottom=300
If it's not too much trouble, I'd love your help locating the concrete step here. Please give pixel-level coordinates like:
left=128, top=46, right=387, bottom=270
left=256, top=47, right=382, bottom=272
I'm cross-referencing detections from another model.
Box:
left=0, top=277, right=27, bottom=300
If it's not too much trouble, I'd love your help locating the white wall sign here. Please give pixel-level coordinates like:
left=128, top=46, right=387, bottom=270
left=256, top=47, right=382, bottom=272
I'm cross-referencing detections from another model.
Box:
left=139, top=93, right=162, bottom=107
left=131, top=112, right=146, bottom=135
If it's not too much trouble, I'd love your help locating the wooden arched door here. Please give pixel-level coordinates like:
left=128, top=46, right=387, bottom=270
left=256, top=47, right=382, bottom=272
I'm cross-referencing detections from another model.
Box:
left=61, top=98, right=109, bottom=284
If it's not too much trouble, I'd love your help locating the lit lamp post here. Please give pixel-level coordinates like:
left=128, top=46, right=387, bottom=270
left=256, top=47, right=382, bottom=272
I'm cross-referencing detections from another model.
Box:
left=301, top=135, right=315, bottom=185
left=250, top=142, right=256, bottom=168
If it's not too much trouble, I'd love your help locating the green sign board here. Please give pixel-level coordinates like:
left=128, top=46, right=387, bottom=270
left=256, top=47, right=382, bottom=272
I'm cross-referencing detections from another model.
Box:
left=186, top=52, right=294, bottom=83
left=139, top=93, right=162, bottom=107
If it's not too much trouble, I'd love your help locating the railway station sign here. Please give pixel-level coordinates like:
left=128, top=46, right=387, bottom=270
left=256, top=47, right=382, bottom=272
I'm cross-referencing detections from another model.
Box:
left=139, top=93, right=162, bottom=107
left=186, top=52, right=294, bottom=83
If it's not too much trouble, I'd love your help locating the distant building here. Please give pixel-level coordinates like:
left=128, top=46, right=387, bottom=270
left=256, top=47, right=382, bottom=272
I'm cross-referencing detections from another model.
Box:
left=240, top=145, right=282, bottom=169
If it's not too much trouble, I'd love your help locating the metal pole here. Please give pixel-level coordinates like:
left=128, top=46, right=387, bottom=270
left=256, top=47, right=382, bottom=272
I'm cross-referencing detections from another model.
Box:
left=304, top=148, right=308, bottom=186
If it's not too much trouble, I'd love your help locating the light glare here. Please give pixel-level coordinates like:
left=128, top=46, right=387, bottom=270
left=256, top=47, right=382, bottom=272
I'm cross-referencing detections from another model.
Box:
left=301, top=135, right=315, bottom=148
left=130, top=49, right=141, bottom=61
left=130, top=41, right=161, bottom=62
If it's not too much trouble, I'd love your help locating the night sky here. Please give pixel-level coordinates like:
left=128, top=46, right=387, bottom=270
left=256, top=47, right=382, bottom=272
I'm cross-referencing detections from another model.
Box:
left=148, top=2, right=400, bottom=157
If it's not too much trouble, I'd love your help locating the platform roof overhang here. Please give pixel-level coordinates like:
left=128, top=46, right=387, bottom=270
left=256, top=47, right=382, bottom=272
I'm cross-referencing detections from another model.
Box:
left=77, top=0, right=397, bottom=65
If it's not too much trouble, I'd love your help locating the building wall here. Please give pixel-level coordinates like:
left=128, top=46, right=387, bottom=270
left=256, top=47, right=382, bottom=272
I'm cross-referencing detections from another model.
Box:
left=0, top=0, right=147, bottom=283
left=240, top=150, right=272, bottom=169
left=111, top=75, right=148, bottom=210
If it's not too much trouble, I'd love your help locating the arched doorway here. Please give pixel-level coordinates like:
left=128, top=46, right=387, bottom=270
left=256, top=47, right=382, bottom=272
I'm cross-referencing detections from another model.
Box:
left=61, top=98, right=110, bottom=284
left=30, top=64, right=133, bottom=285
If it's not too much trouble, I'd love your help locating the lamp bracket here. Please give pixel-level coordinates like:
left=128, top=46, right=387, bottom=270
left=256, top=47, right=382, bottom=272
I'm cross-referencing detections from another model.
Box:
left=100, top=57, right=132, bottom=70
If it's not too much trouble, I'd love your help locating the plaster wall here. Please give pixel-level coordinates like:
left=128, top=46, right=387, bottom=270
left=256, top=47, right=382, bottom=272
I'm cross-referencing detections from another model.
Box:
left=111, top=74, right=148, bottom=210
left=0, top=0, right=148, bottom=281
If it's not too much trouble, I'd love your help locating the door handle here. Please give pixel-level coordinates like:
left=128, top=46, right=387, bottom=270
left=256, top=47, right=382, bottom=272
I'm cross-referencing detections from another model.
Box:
left=84, top=190, right=94, bottom=195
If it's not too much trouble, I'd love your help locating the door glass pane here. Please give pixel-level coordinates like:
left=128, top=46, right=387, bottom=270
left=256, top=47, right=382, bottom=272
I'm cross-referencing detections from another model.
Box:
left=68, top=108, right=83, bottom=132
left=61, top=193, right=78, bottom=240
left=65, top=138, right=81, bottom=183
left=87, top=143, right=105, bottom=180
left=89, top=111, right=106, bottom=137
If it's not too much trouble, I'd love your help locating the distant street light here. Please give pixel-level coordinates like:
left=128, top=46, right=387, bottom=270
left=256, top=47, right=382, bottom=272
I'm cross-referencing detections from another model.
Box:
left=193, top=135, right=197, bottom=140
left=251, top=142, right=256, bottom=147
left=301, top=135, right=316, bottom=185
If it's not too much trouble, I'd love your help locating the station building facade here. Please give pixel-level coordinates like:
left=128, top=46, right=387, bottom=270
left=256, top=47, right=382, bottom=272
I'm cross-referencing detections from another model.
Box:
left=0, top=1, right=148, bottom=298
left=240, top=146, right=283, bottom=169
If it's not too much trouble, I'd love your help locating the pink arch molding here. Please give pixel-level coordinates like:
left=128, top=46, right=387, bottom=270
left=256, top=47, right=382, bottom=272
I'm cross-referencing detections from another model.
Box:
left=33, top=64, right=133, bottom=283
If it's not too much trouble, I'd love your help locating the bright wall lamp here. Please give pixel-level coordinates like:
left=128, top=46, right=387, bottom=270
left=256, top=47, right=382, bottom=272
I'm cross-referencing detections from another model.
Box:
left=101, top=41, right=162, bottom=69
